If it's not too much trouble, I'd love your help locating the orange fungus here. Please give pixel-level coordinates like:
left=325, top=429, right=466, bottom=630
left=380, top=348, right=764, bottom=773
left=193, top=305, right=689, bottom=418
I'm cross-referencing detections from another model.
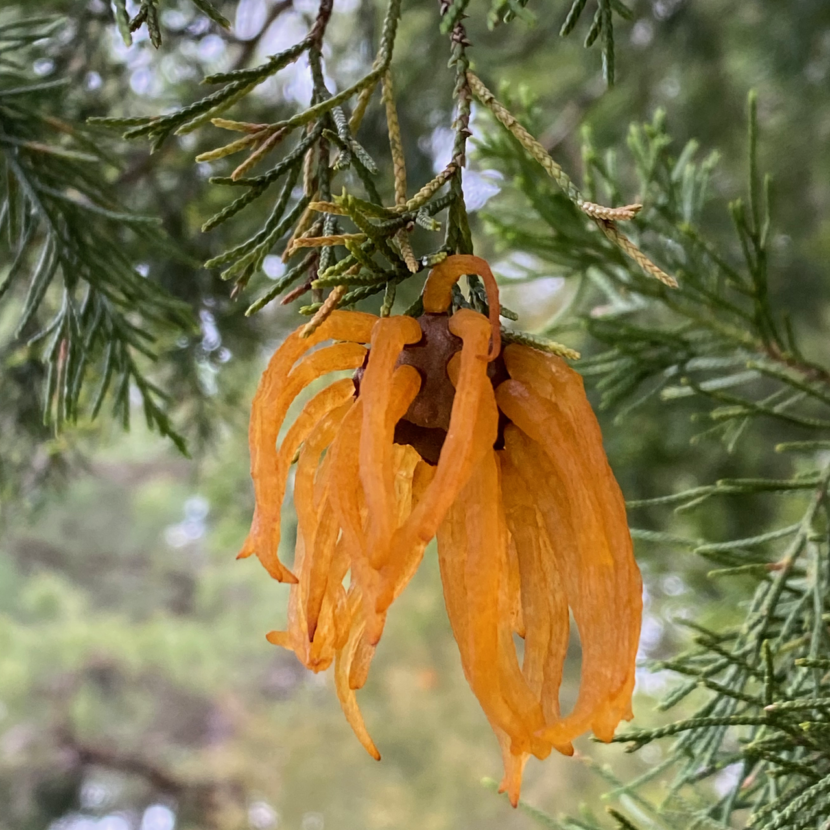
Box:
left=239, top=254, right=642, bottom=805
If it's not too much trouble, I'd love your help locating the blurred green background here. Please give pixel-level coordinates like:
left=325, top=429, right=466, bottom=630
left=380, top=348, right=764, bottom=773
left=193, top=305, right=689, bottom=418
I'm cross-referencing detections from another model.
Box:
left=2, top=1, right=830, bottom=828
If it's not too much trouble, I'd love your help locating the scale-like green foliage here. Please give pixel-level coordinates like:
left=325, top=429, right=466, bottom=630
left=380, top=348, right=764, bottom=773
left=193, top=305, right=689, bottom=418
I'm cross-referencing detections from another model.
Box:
left=0, top=16, right=193, bottom=462
left=110, top=0, right=230, bottom=48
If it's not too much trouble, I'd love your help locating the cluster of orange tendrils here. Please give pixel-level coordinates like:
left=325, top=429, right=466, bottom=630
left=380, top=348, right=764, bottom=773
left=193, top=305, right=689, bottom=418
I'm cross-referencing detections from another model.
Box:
left=238, top=254, right=642, bottom=805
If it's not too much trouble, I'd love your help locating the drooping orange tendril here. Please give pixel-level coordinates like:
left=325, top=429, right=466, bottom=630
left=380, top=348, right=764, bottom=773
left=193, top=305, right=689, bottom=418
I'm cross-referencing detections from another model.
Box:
left=505, top=346, right=642, bottom=740
left=328, top=400, right=367, bottom=566
left=329, top=400, right=377, bottom=622
left=335, top=594, right=381, bottom=761
left=496, top=359, right=640, bottom=744
left=284, top=386, right=354, bottom=643
left=510, top=417, right=623, bottom=741
left=372, top=309, right=497, bottom=642
left=457, top=449, right=548, bottom=756
left=239, top=309, right=377, bottom=583
left=299, top=407, right=351, bottom=644
left=270, top=401, right=353, bottom=671
left=302, top=507, right=344, bottom=648
left=240, top=341, right=367, bottom=583
left=349, top=374, right=421, bottom=692
left=422, top=254, right=502, bottom=361
left=334, top=442, right=424, bottom=752
left=504, top=475, right=569, bottom=726
left=503, top=345, right=641, bottom=732
left=329, top=362, right=421, bottom=644
left=359, top=317, right=423, bottom=573
left=279, top=380, right=356, bottom=478
left=295, top=407, right=351, bottom=667
left=437, top=449, right=550, bottom=807
left=348, top=444, right=421, bottom=693
left=293, top=477, right=332, bottom=642
left=510, top=424, right=621, bottom=742
left=500, top=449, right=573, bottom=751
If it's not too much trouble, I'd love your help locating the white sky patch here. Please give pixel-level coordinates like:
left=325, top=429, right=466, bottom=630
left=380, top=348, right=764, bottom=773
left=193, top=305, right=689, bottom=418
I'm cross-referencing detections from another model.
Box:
left=235, top=0, right=269, bottom=41
left=264, top=255, right=287, bottom=280
left=420, top=126, right=455, bottom=174
left=141, top=805, right=176, bottom=830
left=260, top=11, right=309, bottom=58
left=249, top=801, right=280, bottom=830
left=495, top=251, right=543, bottom=280
left=498, top=276, right=566, bottom=331
left=198, top=33, right=227, bottom=63
left=463, top=168, right=503, bottom=212
left=281, top=53, right=314, bottom=107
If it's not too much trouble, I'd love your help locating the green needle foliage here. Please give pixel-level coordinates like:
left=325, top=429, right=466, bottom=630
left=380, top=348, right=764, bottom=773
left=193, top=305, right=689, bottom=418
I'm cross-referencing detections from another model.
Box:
left=0, top=15, right=194, bottom=463
left=557, top=0, right=633, bottom=85
left=110, top=0, right=231, bottom=47
left=486, top=0, right=632, bottom=85
left=475, top=82, right=830, bottom=830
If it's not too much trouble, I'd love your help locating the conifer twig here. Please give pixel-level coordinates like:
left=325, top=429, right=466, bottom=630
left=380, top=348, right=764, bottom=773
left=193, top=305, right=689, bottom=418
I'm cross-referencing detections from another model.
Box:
left=467, top=71, right=677, bottom=287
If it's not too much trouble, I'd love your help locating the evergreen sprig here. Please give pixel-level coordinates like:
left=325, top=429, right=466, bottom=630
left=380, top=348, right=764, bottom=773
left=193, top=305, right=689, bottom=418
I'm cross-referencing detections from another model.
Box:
left=92, top=0, right=471, bottom=316
left=0, top=17, right=193, bottom=454
left=558, top=0, right=633, bottom=85
left=109, top=0, right=230, bottom=48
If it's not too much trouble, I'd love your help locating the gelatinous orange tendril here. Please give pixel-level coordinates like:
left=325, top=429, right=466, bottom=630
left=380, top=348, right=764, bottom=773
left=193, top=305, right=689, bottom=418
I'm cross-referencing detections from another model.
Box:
left=422, top=254, right=501, bottom=361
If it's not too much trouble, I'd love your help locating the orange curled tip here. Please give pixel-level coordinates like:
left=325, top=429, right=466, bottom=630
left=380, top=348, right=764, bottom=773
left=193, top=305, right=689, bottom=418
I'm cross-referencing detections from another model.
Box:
left=236, top=536, right=299, bottom=583
left=266, top=630, right=291, bottom=647
left=497, top=772, right=522, bottom=808
left=265, top=560, right=300, bottom=584
left=365, top=610, right=386, bottom=647
left=531, top=729, right=574, bottom=756
left=422, top=254, right=502, bottom=361
left=236, top=532, right=256, bottom=560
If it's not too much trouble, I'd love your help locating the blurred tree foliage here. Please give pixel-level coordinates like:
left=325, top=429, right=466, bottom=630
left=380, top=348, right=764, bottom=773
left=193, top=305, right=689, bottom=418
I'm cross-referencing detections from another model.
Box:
left=1, top=1, right=830, bottom=829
